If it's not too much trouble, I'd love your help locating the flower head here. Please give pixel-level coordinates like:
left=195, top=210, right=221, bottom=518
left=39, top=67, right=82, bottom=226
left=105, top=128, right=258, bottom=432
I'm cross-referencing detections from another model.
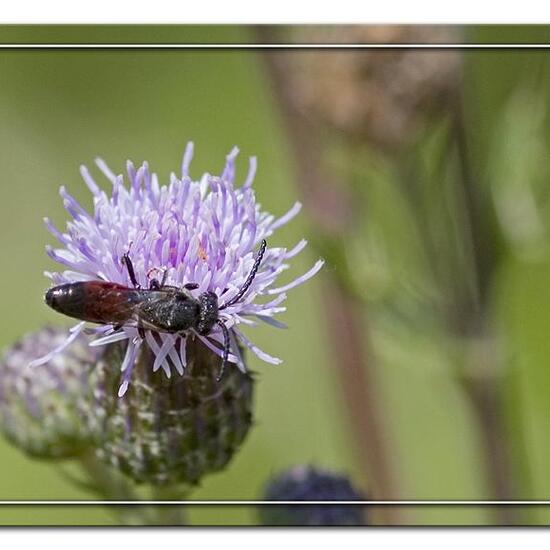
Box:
left=86, top=336, right=254, bottom=486
left=34, top=143, right=323, bottom=396
left=259, top=465, right=367, bottom=526
left=0, top=327, right=97, bottom=458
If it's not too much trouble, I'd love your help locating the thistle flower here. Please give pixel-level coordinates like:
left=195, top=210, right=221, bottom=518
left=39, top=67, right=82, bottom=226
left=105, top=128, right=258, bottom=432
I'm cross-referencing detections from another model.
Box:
left=34, top=143, right=324, bottom=396
left=259, top=465, right=367, bottom=526
left=0, top=327, right=97, bottom=459
left=86, top=337, right=253, bottom=486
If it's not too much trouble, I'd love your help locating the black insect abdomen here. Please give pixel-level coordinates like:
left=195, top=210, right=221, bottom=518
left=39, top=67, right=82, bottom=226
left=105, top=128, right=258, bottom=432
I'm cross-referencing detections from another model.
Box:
left=45, top=283, right=87, bottom=320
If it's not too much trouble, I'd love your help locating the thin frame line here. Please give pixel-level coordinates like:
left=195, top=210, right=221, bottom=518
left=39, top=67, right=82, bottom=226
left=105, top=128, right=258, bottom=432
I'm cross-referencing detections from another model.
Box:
left=0, top=43, right=549, bottom=49
left=3, top=37, right=543, bottom=506
left=0, top=500, right=548, bottom=505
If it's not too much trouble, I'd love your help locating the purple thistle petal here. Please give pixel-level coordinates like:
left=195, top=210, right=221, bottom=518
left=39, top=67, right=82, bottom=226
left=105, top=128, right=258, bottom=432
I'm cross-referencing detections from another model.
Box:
left=85, top=325, right=112, bottom=336
left=89, top=330, right=130, bottom=347
left=46, top=246, right=81, bottom=271
left=166, top=335, right=185, bottom=375
left=181, top=142, right=194, bottom=178
left=79, top=165, right=101, bottom=197
left=267, top=260, right=325, bottom=295
left=95, top=157, right=117, bottom=184
left=221, top=146, right=239, bottom=182
left=240, top=293, right=288, bottom=315
left=152, top=336, right=174, bottom=377
left=144, top=332, right=169, bottom=376
left=43, top=217, right=70, bottom=246
left=195, top=333, right=239, bottom=364
left=134, top=163, right=148, bottom=193
left=179, top=336, right=187, bottom=369
left=118, top=338, right=142, bottom=396
left=255, top=315, right=288, bottom=329
left=229, top=330, right=247, bottom=373
left=269, top=201, right=303, bottom=232
left=231, top=315, right=257, bottom=327
left=28, top=322, right=86, bottom=368
left=120, top=338, right=140, bottom=373
left=59, top=187, right=91, bottom=221
left=285, top=239, right=308, bottom=259
left=242, top=156, right=257, bottom=189
left=233, top=328, right=282, bottom=365
left=126, top=160, right=136, bottom=184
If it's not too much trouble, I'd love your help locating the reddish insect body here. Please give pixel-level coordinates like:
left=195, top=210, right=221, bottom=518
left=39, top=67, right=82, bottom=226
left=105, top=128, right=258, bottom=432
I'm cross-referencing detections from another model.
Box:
left=46, top=281, right=143, bottom=326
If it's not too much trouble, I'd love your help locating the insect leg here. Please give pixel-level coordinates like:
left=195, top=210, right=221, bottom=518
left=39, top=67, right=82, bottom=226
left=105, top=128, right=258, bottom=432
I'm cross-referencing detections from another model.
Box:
left=149, top=279, right=161, bottom=290
left=112, top=323, right=123, bottom=333
left=183, top=282, right=200, bottom=290
left=215, top=319, right=230, bottom=382
left=147, top=266, right=169, bottom=289
left=149, top=267, right=172, bottom=289
left=122, top=253, right=141, bottom=289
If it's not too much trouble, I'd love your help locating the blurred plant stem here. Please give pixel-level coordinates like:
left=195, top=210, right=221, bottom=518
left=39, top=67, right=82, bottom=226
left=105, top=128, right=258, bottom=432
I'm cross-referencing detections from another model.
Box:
left=323, top=278, right=399, bottom=508
left=396, top=105, right=519, bottom=524
left=259, top=40, right=401, bottom=525
left=148, top=485, right=188, bottom=526
left=461, top=338, right=518, bottom=525
left=459, top=361, right=516, bottom=521
left=400, top=104, right=519, bottom=523
left=78, top=451, right=187, bottom=525
left=79, top=450, right=148, bottom=525
left=451, top=109, right=518, bottom=524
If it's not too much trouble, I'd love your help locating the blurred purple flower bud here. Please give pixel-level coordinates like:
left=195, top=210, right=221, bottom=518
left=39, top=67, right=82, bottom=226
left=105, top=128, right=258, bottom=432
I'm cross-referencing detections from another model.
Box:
left=0, top=327, right=98, bottom=458
left=260, top=465, right=367, bottom=526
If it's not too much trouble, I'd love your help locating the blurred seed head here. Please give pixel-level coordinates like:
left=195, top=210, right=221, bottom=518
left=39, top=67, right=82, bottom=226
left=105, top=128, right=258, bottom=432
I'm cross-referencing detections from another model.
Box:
left=86, top=337, right=254, bottom=487
left=0, top=326, right=97, bottom=459
left=280, top=26, right=461, bottom=150
left=259, top=465, right=367, bottom=526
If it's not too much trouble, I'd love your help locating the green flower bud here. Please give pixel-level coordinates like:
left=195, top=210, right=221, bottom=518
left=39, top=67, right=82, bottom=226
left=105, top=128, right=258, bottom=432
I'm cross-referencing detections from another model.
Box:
left=0, top=326, right=96, bottom=459
left=86, top=337, right=254, bottom=487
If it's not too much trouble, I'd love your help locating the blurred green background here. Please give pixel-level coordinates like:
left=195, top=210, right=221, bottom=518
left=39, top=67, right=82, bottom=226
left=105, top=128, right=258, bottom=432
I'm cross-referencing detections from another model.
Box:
left=2, top=25, right=550, bottom=525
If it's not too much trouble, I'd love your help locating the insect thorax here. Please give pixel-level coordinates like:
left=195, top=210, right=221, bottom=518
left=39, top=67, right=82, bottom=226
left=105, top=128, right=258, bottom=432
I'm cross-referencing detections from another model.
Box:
left=197, top=291, right=219, bottom=335
left=139, top=290, right=201, bottom=333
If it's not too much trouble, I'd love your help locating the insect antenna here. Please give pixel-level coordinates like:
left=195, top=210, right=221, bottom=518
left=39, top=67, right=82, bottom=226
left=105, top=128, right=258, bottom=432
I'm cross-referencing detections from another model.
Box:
left=216, top=319, right=230, bottom=381
left=216, top=239, right=266, bottom=381
left=122, top=252, right=140, bottom=289
left=219, top=239, right=267, bottom=311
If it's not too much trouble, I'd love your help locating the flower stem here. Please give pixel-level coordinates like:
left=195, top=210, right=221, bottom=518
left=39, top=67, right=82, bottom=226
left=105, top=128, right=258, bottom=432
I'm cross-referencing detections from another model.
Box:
left=148, top=485, right=188, bottom=525
left=452, top=104, right=519, bottom=524
left=78, top=452, right=188, bottom=524
left=78, top=451, right=149, bottom=525
left=460, top=370, right=518, bottom=524
left=323, top=277, right=400, bottom=505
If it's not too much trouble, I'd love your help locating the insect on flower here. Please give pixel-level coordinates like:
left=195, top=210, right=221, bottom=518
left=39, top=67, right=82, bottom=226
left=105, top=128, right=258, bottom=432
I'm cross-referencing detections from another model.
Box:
left=44, top=240, right=267, bottom=382
left=31, top=143, right=324, bottom=396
